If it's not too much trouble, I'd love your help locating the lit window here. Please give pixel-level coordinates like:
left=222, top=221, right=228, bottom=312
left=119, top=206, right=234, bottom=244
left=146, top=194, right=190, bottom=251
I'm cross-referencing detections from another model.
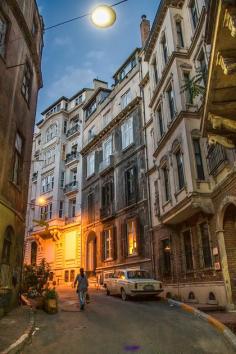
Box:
left=127, top=220, right=137, bottom=256
left=0, top=14, right=7, bottom=57
left=13, top=132, right=23, bottom=185
left=121, top=89, right=131, bottom=109
left=121, top=116, right=133, bottom=149
left=87, top=151, right=95, bottom=177
left=21, top=62, right=32, bottom=104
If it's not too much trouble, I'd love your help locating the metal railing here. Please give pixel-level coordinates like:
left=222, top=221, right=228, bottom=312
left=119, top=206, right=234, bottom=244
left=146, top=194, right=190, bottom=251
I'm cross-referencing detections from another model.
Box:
left=99, top=155, right=114, bottom=173
left=65, top=152, right=80, bottom=164
left=207, top=144, right=227, bottom=175
left=32, top=172, right=38, bottom=181
left=100, top=204, right=115, bottom=219
left=66, top=124, right=80, bottom=138
left=64, top=181, right=79, bottom=193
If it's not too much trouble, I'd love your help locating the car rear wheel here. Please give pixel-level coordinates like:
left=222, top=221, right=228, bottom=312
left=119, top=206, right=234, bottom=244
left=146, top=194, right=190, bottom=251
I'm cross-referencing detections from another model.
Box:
left=106, top=288, right=110, bottom=296
left=121, top=288, right=127, bottom=301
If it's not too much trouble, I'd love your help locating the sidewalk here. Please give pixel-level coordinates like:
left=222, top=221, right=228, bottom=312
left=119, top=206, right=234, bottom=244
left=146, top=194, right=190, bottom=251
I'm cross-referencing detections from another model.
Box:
left=208, top=311, right=236, bottom=334
left=0, top=305, right=34, bottom=354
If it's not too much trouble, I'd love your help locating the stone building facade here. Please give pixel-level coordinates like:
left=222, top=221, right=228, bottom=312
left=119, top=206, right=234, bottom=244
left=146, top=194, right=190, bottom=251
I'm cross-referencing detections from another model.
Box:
left=24, top=88, right=94, bottom=286
left=0, top=0, right=43, bottom=314
left=80, top=51, right=152, bottom=283
left=140, top=0, right=236, bottom=306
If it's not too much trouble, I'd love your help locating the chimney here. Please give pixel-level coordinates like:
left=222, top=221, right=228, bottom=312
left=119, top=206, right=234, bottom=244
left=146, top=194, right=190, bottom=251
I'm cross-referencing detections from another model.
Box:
left=140, top=15, right=150, bottom=47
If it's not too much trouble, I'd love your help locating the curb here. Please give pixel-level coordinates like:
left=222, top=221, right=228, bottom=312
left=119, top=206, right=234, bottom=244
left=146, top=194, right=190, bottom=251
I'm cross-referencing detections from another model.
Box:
left=168, top=299, right=236, bottom=350
left=0, top=306, right=35, bottom=354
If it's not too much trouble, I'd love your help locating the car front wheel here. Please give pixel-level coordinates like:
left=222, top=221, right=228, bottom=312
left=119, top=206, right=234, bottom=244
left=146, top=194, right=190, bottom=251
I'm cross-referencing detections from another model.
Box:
left=121, top=288, right=127, bottom=301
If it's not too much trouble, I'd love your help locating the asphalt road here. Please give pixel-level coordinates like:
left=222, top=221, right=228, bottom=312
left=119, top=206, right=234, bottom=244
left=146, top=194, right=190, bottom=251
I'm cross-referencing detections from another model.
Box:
left=24, top=287, right=235, bottom=354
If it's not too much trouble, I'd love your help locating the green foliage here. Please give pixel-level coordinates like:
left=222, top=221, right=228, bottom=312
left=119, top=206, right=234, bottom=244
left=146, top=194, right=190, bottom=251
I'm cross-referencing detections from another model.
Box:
left=43, top=288, right=58, bottom=300
left=23, top=258, right=50, bottom=293
left=181, top=69, right=206, bottom=100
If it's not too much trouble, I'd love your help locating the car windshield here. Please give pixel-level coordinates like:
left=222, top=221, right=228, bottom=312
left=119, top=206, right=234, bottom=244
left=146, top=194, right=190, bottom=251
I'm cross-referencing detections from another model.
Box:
left=127, top=271, right=151, bottom=279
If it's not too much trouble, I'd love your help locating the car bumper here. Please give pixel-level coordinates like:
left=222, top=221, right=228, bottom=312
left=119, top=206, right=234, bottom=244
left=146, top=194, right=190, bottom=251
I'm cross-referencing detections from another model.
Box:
left=130, top=289, right=163, bottom=296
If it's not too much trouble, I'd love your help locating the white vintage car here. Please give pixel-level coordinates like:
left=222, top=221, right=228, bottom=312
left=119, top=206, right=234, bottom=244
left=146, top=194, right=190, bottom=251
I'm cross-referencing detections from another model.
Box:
left=105, top=269, right=163, bottom=301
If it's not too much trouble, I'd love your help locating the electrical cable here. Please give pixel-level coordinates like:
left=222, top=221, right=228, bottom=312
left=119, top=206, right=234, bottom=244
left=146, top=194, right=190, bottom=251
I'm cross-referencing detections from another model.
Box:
left=44, top=0, right=129, bottom=31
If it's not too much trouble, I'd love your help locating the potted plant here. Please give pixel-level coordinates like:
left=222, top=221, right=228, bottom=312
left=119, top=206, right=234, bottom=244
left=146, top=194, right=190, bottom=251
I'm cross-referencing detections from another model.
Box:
left=43, top=287, right=58, bottom=314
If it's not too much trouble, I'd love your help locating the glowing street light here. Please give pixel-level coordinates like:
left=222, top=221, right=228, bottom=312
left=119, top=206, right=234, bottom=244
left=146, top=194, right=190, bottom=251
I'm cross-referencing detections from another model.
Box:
left=37, top=196, right=46, bottom=206
left=91, top=5, right=116, bottom=28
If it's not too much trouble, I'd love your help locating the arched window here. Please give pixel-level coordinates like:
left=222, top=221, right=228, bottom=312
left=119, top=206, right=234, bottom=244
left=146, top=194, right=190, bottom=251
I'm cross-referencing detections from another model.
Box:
left=1, top=226, right=14, bottom=264
left=46, top=124, right=57, bottom=142
left=31, top=242, right=37, bottom=265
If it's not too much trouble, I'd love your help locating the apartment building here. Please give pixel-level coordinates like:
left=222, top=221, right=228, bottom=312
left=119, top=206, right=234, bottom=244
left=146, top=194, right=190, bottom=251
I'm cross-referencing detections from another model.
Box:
left=140, top=0, right=236, bottom=307
left=80, top=51, right=152, bottom=283
left=0, top=0, right=43, bottom=314
left=24, top=88, right=93, bottom=286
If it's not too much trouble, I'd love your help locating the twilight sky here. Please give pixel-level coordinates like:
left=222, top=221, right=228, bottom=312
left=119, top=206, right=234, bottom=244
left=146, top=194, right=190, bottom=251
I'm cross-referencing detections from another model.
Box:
left=36, top=0, right=160, bottom=121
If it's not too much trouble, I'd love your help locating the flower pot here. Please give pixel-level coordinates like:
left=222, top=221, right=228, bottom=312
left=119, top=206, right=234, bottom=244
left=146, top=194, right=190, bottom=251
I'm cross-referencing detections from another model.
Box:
left=44, top=298, right=58, bottom=314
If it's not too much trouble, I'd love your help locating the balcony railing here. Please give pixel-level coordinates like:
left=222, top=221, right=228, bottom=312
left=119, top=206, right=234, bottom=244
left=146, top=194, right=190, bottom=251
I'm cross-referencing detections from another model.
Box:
left=65, top=152, right=80, bottom=164
left=99, top=155, right=114, bottom=173
left=66, top=124, right=80, bottom=138
left=207, top=144, right=227, bottom=175
left=64, top=181, right=79, bottom=194
left=100, top=204, right=115, bottom=219
left=32, top=172, right=38, bottom=182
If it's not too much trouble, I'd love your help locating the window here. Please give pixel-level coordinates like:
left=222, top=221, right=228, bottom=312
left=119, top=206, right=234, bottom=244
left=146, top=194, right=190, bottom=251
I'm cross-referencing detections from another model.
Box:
left=21, top=62, right=32, bottom=103
left=193, top=139, right=205, bottom=180
left=120, top=57, right=136, bottom=81
left=152, top=57, right=158, bottom=85
left=162, top=239, right=171, bottom=275
left=0, top=14, right=7, bottom=58
left=127, top=220, right=137, bottom=256
left=125, top=166, right=137, bottom=205
left=12, top=132, right=23, bottom=185
left=101, top=181, right=113, bottom=209
left=161, top=33, right=168, bottom=65
left=86, top=100, right=97, bottom=119
left=41, top=173, right=54, bottom=193
left=31, top=242, right=37, bottom=265
left=60, top=171, right=65, bottom=188
left=167, top=85, right=176, bottom=120
left=75, top=95, right=83, bottom=105
left=183, top=72, right=193, bottom=104
left=88, top=126, right=96, bottom=142
left=46, top=124, right=57, bottom=142
left=103, top=110, right=111, bottom=128
left=198, top=50, right=207, bottom=85
left=162, top=165, right=170, bottom=202
left=190, top=0, right=198, bottom=29
left=175, top=150, right=185, bottom=190
left=63, top=120, right=67, bottom=134
left=69, top=198, right=76, bottom=218
left=59, top=201, right=64, bottom=218
left=71, top=167, right=77, bottom=185
left=104, top=229, right=112, bottom=260
left=121, top=89, right=131, bottom=109
left=40, top=203, right=52, bottom=220
left=157, top=106, right=164, bottom=137
left=44, top=147, right=56, bottom=166
left=87, top=151, right=95, bottom=177
left=88, top=193, right=95, bottom=223
left=183, top=230, right=193, bottom=271
left=64, top=270, right=69, bottom=282
left=103, top=136, right=112, bottom=163
left=200, top=223, right=212, bottom=268
left=70, top=270, right=75, bottom=282
left=1, top=226, right=13, bottom=264
left=121, top=116, right=133, bottom=149
left=176, top=21, right=184, bottom=48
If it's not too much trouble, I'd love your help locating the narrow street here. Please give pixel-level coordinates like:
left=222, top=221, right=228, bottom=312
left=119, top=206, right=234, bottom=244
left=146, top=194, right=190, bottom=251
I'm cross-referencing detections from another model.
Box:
left=24, top=288, right=235, bottom=354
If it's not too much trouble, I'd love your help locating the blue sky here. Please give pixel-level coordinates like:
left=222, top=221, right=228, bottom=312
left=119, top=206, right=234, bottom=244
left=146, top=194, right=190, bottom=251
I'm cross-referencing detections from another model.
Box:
left=36, top=0, right=160, bottom=121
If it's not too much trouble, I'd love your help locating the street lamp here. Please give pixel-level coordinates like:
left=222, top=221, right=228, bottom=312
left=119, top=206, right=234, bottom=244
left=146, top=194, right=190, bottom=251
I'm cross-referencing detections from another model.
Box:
left=91, top=5, right=116, bottom=28
left=37, top=196, right=47, bottom=207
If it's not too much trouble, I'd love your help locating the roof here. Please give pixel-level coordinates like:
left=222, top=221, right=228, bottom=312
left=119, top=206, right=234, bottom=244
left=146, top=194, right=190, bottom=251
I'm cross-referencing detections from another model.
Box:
left=113, top=48, right=141, bottom=79
left=82, top=87, right=112, bottom=110
left=41, top=96, right=69, bottom=115
left=69, top=88, right=93, bottom=101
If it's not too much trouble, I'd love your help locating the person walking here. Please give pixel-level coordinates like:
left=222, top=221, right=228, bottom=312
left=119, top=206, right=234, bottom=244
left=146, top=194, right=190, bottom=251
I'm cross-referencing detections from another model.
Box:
left=74, top=268, right=89, bottom=310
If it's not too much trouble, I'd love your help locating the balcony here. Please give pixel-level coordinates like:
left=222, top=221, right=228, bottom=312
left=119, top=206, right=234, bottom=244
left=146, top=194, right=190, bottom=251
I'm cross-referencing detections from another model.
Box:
left=207, top=144, right=227, bottom=176
left=64, top=181, right=79, bottom=194
left=100, top=204, right=115, bottom=220
left=99, top=155, right=114, bottom=174
left=65, top=152, right=80, bottom=165
left=32, top=172, right=38, bottom=182
left=66, top=124, right=80, bottom=139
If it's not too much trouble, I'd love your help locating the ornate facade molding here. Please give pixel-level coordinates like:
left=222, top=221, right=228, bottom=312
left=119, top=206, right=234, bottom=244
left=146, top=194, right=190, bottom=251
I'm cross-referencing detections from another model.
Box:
left=224, top=7, right=236, bottom=38
left=217, top=51, right=236, bottom=75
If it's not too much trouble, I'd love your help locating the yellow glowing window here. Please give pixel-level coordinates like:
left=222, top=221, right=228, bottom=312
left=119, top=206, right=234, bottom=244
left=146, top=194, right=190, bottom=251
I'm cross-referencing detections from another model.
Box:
left=127, top=220, right=137, bottom=256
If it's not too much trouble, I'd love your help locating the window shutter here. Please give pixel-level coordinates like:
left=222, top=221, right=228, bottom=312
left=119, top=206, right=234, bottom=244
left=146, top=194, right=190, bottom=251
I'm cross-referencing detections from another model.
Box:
left=120, top=223, right=128, bottom=258
left=100, top=231, right=105, bottom=262
left=112, top=226, right=117, bottom=260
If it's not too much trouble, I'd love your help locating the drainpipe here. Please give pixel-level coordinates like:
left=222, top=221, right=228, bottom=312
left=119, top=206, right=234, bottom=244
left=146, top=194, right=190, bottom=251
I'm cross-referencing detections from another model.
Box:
left=138, top=57, right=156, bottom=279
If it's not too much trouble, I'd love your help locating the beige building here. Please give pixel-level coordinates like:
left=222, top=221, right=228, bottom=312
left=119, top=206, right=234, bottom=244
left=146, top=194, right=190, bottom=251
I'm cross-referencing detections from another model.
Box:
left=24, top=88, right=94, bottom=286
left=140, top=0, right=236, bottom=307
left=0, top=0, right=43, bottom=314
